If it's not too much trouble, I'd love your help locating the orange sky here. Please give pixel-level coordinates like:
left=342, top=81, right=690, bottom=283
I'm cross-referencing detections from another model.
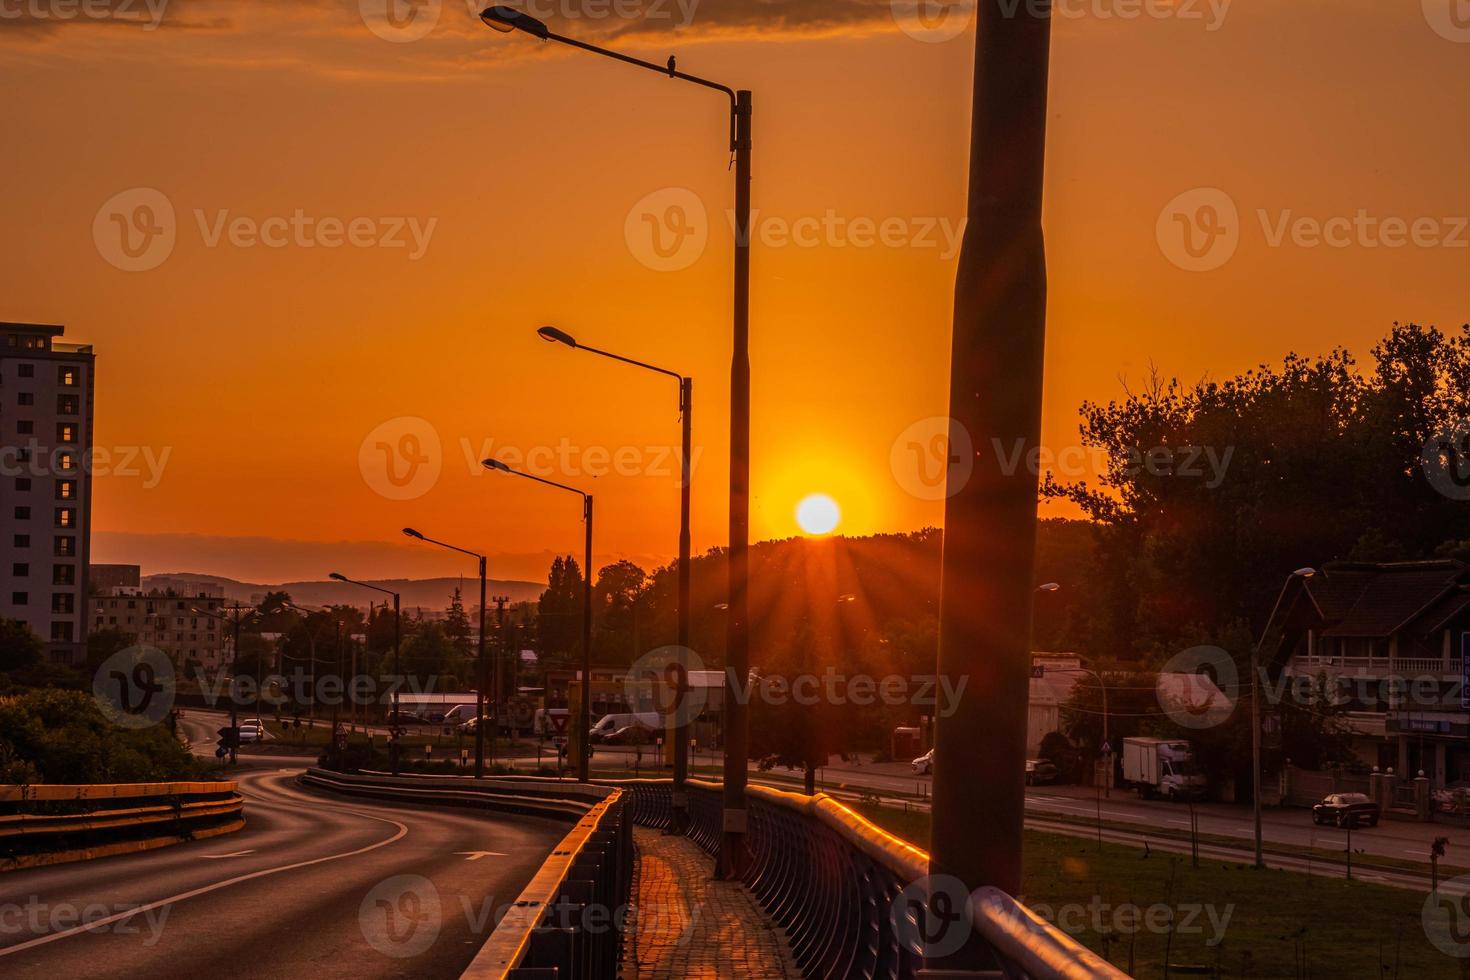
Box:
left=4, top=1, right=1468, bottom=583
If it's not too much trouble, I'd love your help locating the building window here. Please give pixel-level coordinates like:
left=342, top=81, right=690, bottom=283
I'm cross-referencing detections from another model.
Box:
left=51, top=622, right=73, bottom=643
left=12, top=563, right=28, bottom=577
left=15, top=478, right=30, bottom=492
left=57, top=395, right=78, bottom=415
left=52, top=565, right=74, bottom=586
left=54, top=508, right=75, bottom=529
left=58, top=367, right=76, bottom=386
left=13, top=506, right=30, bottom=521
left=52, top=594, right=74, bottom=615
left=16, top=420, right=33, bottom=435
left=54, top=536, right=75, bottom=557
left=13, top=534, right=29, bottom=548
left=17, top=363, right=33, bottom=378
left=56, top=423, right=76, bottom=443
left=11, top=592, right=27, bottom=606
left=55, top=480, right=75, bottom=500
left=18, top=392, right=33, bottom=407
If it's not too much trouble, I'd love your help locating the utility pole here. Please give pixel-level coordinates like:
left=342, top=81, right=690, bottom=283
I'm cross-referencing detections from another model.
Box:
left=494, top=594, right=509, bottom=753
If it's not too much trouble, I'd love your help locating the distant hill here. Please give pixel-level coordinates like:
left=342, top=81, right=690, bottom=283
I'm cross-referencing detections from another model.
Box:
left=141, top=572, right=544, bottom=611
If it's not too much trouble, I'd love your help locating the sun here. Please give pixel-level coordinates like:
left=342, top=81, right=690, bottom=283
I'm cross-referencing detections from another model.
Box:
left=795, top=493, right=841, bottom=536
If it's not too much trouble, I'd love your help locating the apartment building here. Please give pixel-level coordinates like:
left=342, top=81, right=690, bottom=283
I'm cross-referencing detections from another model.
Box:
left=0, top=323, right=94, bottom=663
left=89, top=590, right=227, bottom=671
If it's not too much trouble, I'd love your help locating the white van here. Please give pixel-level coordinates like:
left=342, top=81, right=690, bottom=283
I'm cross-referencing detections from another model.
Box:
left=590, top=711, right=662, bottom=742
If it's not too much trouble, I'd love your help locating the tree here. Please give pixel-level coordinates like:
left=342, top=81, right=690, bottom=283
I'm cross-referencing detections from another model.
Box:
left=593, top=560, right=647, bottom=665
left=85, top=627, right=138, bottom=674
left=445, top=588, right=471, bottom=655
left=538, top=556, right=584, bottom=662
left=1045, top=322, right=1470, bottom=660
left=0, top=618, right=45, bottom=674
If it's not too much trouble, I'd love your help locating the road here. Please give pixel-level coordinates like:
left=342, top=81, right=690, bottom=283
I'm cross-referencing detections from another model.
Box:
left=0, top=715, right=567, bottom=978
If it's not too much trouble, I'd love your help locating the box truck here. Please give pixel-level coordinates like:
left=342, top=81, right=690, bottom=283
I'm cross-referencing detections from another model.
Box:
left=1121, top=737, right=1206, bottom=800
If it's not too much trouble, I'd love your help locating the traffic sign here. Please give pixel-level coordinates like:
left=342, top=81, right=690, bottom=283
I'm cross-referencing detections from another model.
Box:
left=551, top=714, right=569, bottom=735
left=1100, top=740, right=1112, bottom=754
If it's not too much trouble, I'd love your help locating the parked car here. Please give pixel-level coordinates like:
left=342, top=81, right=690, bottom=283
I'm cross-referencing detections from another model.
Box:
left=1311, top=792, right=1380, bottom=828
left=384, top=710, right=425, bottom=726
left=1434, top=781, right=1470, bottom=814
left=911, top=749, right=934, bottom=775
left=1025, top=759, right=1058, bottom=786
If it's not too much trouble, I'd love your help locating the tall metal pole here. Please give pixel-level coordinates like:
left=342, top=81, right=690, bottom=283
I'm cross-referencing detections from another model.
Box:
left=1251, top=642, right=1262, bottom=868
left=579, top=495, right=595, bottom=782
left=718, top=88, right=753, bottom=881
left=229, top=611, right=242, bottom=765
left=392, top=593, right=401, bottom=777
left=674, top=376, right=693, bottom=831
left=477, top=555, right=488, bottom=776
left=930, top=0, right=1053, bottom=956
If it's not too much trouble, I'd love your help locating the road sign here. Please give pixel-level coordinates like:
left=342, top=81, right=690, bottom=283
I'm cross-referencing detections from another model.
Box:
left=1100, top=740, right=1112, bottom=754
left=551, top=714, right=569, bottom=735
left=1030, top=664, right=1046, bottom=679
left=333, top=729, right=347, bottom=750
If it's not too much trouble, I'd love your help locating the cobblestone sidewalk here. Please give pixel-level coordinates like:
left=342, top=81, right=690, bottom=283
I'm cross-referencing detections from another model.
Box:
left=624, top=826, right=800, bottom=979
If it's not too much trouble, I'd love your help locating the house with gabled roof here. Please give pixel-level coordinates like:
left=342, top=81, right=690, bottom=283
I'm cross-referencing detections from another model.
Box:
left=1276, top=560, right=1470, bottom=785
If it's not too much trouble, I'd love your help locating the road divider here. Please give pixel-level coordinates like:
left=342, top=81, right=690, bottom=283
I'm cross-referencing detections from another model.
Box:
left=0, top=781, right=243, bottom=871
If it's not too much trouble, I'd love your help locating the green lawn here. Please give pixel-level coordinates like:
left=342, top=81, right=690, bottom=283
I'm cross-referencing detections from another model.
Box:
left=853, top=803, right=1468, bottom=979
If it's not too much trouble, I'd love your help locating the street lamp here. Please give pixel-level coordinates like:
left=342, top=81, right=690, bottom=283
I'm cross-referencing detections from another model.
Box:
left=403, top=527, right=492, bottom=777
left=330, top=573, right=402, bottom=777
left=535, top=324, right=694, bottom=825
left=483, top=457, right=595, bottom=782
left=1252, top=566, right=1316, bottom=868
left=479, top=6, right=753, bottom=877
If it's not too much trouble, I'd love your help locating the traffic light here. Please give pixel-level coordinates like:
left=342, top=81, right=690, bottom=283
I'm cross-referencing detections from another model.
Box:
left=217, top=726, right=241, bottom=750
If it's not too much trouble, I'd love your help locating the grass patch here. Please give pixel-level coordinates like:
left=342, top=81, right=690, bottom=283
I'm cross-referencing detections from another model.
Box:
left=853, top=803, right=1463, bottom=979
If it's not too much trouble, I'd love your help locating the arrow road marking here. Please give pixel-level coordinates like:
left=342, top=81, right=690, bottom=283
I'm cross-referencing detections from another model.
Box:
left=457, top=851, right=509, bottom=861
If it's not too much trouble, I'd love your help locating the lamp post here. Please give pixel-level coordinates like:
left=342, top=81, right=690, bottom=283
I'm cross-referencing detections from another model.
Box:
left=478, top=4, right=752, bottom=875
left=280, top=600, right=332, bottom=728
left=402, top=528, right=492, bottom=777
left=930, top=0, right=1052, bottom=962
left=1252, top=566, right=1316, bottom=868
left=329, top=573, right=402, bottom=777
left=483, top=458, right=595, bottom=782
left=535, top=324, right=694, bottom=825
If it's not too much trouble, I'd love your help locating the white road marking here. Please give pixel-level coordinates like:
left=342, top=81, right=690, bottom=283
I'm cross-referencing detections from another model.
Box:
left=457, top=851, right=509, bottom=861
left=0, top=797, right=408, bottom=957
left=201, top=850, right=256, bottom=859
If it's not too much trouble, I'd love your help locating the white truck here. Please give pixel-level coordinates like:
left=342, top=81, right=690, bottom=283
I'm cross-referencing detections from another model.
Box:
left=1121, top=737, right=1207, bottom=801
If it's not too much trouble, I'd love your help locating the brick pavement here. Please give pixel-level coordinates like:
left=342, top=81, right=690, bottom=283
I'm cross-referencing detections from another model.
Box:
left=624, top=826, right=800, bottom=979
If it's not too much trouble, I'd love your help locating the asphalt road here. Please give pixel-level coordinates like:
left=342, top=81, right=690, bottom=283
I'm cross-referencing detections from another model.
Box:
left=0, top=717, right=567, bottom=979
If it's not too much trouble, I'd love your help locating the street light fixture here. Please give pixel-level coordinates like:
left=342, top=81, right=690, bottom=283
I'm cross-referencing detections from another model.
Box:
left=483, top=457, right=595, bottom=782
left=402, top=526, right=493, bottom=777
left=534, top=323, right=694, bottom=825
left=1252, top=566, right=1316, bottom=868
left=479, top=7, right=753, bottom=877
left=330, top=572, right=402, bottom=777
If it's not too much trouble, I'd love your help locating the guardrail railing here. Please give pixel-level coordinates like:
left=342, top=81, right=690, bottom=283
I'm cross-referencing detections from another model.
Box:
left=0, top=781, right=243, bottom=869
left=301, top=764, right=1127, bottom=979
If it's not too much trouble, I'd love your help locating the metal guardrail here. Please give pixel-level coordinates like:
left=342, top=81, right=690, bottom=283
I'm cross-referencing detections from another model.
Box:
left=0, top=781, right=243, bottom=868
left=301, top=767, right=1126, bottom=979
left=463, top=791, right=632, bottom=980
left=605, top=776, right=1127, bottom=980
